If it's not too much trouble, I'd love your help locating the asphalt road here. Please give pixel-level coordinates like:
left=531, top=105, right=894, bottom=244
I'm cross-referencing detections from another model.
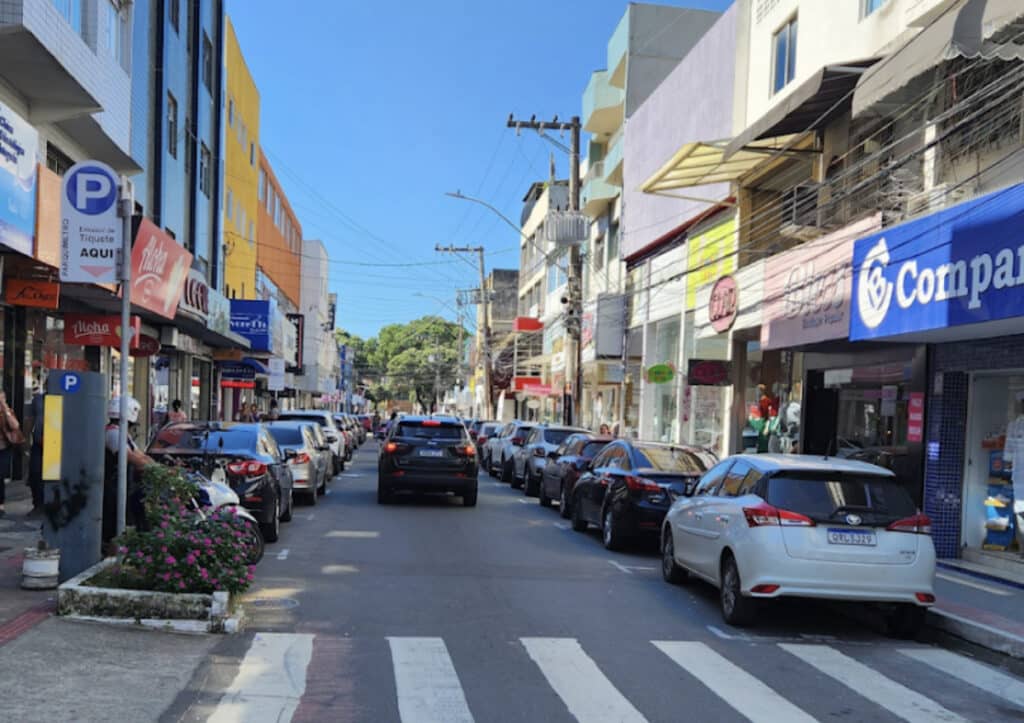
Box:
left=165, top=441, right=1024, bottom=723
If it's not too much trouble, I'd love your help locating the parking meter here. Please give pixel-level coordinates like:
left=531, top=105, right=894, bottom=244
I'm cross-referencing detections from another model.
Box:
left=41, top=371, right=107, bottom=581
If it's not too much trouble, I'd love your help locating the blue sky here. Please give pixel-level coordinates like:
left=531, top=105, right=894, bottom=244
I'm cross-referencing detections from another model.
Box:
left=230, top=0, right=733, bottom=339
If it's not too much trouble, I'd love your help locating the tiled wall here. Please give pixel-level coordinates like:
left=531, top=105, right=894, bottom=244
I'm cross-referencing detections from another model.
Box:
left=926, top=335, right=1024, bottom=558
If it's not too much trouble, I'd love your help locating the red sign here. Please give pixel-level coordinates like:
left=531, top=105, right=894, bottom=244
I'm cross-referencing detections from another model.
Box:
left=708, top=275, right=738, bottom=333
left=221, top=379, right=255, bottom=389
left=522, top=383, right=553, bottom=397
left=512, top=376, right=543, bottom=391
left=130, top=219, right=193, bottom=320
left=687, top=359, right=732, bottom=386
left=907, top=392, right=925, bottom=443
left=64, top=314, right=141, bottom=349
left=513, top=317, right=543, bottom=333
left=131, top=333, right=161, bottom=358
left=5, top=279, right=60, bottom=309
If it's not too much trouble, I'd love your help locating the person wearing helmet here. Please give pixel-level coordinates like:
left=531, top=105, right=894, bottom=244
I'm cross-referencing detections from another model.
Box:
left=103, top=396, right=155, bottom=543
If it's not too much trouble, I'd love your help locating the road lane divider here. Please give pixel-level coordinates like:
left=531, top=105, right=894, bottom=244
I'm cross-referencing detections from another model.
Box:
left=387, top=637, right=473, bottom=723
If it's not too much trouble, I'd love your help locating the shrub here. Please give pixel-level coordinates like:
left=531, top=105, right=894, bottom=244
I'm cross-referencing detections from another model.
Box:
left=111, top=465, right=257, bottom=595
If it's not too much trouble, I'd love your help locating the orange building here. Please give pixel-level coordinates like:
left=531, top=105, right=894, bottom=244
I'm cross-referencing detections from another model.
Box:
left=256, top=151, right=302, bottom=308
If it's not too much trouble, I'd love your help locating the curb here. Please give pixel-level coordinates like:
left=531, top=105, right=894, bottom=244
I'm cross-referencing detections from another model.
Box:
left=927, top=608, right=1024, bottom=660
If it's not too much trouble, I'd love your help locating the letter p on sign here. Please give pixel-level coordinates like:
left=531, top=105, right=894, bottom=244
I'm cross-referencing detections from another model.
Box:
left=66, top=165, right=117, bottom=215
left=61, top=372, right=81, bottom=394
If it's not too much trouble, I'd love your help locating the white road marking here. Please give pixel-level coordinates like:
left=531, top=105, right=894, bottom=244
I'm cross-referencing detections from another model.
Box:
left=624, top=565, right=656, bottom=572
left=387, top=637, right=473, bottom=723
left=608, top=560, right=633, bottom=575
left=936, top=571, right=1014, bottom=596
left=324, top=530, right=381, bottom=539
left=521, top=637, right=646, bottom=723
left=654, top=641, right=816, bottom=723
left=341, top=473, right=364, bottom=478
left=207, top=632, right=314, bottom=723
left=517, top=499, right=531, bottom=505
left=553, top=522, right=569, bottom=530
left=305, top=513, right=315, bottom=521
left=900, top=648, right=1024, bottom=709
left=780, top=644, right=968, bottom=723
left=276, top=548, right=289, bottom=561
left=706, top=625, right=737, bottom=640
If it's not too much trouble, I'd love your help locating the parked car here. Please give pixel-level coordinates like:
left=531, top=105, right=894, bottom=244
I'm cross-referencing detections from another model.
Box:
left=265, top=421, right=329, bottom=504
left=514, top=425, right=589, bottom=496
left=491, top=421, right=536, bottom=487
left=357, top=414, right=374, bottom=434
left=277, top=410, right=345, bottom=474
left=539, top=433, right=613, bottom=515
left=571, top=440, right=715, bottom=551
left=149, top=422, right=295, bottom=543
left=475, top=422, right=501, bottom=465
left=660, top=454, right=936, bottom=636
left=377, top=416, right=478, bottom=506
left=483, top=422, right=515, bottom=475
left=468, top=419, right=493, bottom=444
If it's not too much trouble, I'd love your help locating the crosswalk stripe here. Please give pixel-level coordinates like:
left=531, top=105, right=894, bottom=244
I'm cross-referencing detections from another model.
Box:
left=654, top=641, right=816, bottom=723
left=208, top=632, right=315, bottom=723
left=387, top=637, right=474, bottom=723
left=521, top=637, right=647, bottom=723
left=780, top=644, right=968, bottom=723
left=899, top=648, right=1024, bottom=709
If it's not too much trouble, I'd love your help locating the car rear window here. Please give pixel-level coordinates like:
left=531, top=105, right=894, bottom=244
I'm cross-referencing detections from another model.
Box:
left=396, top=422, right=463, bottom=440
left=543, top=429, right=574, bottom=445
left=581, top=441, right=609, bottom=458
left=267, top=427, right=304, bottom=445
left=766, top=472, right=917, bottom=524
left=280, top=414, right=328, bottom=428
left=481, top=424, right=498, bottom=436
left=634, top=445, right=714, bottom=475
left=151, top=427, right=257, bottom=453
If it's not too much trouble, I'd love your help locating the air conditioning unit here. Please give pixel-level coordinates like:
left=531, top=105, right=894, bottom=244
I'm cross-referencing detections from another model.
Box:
left=780, top=183, right=822, bottom=240
left=904, top=183, right=969, bottom=218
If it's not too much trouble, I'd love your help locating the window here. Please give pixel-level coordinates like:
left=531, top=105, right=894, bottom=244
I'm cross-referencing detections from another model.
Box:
left=250, top=142, right=255, bottom=166
left=199, top=143, right=211, bottom=197
left=607, top=221, right=619, bottom=264
left=102, top=2, right=126, bottom=66
left=228, top=99, right=234, bottom=127
left=226, top=189, right=233, bottom=219
left=168, top=0, right=180, bottom=33
left=166, top=93, right=178, bottom=159
left=720, top=461, right=755, bottom=497
left=248, top=221, right=254, bottom=245
left=258, top=169, right=266, bottom=202
left=202, top=33, right=213, bottom=91
left=695, top=460, right=733, bottom=496
left=184, top=117, right=195, bottom=173
left=766, top=472, right=916, bottom=524
left=46, top=142, right=74, bottom=175
left=52, top=0, right=82, bottom=34
left=594, top=234, right=605, bottom=271
left=863, top=0, right=887, bottom=16
left=772, top=16, right=798, bottom=94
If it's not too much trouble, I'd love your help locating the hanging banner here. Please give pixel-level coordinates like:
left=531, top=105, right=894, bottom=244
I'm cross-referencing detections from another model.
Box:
left=286, top=313, right=305, bottom=373
left=64, top=314, right=141, bottom=348
left=129, top=218, right=193, bottom=319
left=60, top=160, right=121, bottom=282
left=0, top=100, right=38, bottom=257
left=268, top=357, right=286, bottom=392
left=5, top=278, right=59, bottom=309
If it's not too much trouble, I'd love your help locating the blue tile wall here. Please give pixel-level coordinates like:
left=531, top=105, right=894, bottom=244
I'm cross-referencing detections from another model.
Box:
left=927, top=334, right=1024, bottom=558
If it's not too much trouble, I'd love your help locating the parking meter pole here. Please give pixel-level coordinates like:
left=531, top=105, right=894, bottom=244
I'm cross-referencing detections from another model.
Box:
left=116, top=179, right=133, bottom=536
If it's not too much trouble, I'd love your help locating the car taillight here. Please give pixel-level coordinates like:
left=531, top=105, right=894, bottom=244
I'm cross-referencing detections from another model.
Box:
left=227, top=460, right=267, bottom=477
left=512, top=436, right=524, bottom=445
left=456, top=444, right=476, bottom=456
left=477, top=436, right=488, bottom=444
left=421, top=420, right=441, bottom=426
left=293, top=452, right=310, bottom=464
left=624, top=475, right=662, bottom=492
left=533, top=447, right=546, bottom=457
left=384, top=442, right=399, bottom=453
left=888, top=513, right=932, bottom=535
left=743, top=502, right=815, bottom=527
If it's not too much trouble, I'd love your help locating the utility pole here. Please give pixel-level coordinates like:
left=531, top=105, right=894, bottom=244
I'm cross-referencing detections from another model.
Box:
left=436, top=244, right=492, bottom=419
left=506, top=114, right=582, bottom=425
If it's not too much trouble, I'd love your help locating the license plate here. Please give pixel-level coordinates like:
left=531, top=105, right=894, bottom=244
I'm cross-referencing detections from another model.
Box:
left=418, top=449, right=444, bottom=458
left=827, top=528, right=877, bottom=546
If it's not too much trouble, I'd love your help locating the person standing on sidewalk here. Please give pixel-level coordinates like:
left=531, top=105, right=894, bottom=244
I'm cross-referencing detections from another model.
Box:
left=167, top=399, right=187, bottom=424
left=0, top=391, right=25, bottom=517
left=26, top=384, right=44, bottom=515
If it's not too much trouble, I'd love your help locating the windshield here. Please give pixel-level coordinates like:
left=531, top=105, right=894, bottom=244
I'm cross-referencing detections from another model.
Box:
left=266, top=427, right=305, bottom=446
left=581, top=441, right=610, bottom=459
left=766, top=473, right=917, bottom=524
left=279, top=413, right=330, bottom=428
left=395, top=422, right=463, bottom=440
left=543, top=429, right=575, bottom=445
left=634, top=445, right=714, bottom=475
left=150, top=426, right=258, bottom=454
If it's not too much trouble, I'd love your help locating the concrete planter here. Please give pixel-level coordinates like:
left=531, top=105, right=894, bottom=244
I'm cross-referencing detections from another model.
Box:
left=57, top=558, right=242, bottom=634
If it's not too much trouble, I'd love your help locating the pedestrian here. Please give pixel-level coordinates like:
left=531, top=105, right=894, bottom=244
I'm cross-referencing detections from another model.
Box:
left=599, top=423, right=611, bottom=435
left=266, top=399, right=280, bottom=420
left=236, top=402, right=255, bottom=423
left=26, top=383, right=44, bottom=515
left=103, top=396, right=156, bottom=543
left=372, top=410, right=381, bottom=433
left=0, top=390, right=25, bottom=517
left=167, top=399, right=187, bottom=424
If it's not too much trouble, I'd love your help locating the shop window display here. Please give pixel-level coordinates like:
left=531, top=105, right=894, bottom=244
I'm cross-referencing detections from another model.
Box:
left=742, top=345, right=801, bottom=454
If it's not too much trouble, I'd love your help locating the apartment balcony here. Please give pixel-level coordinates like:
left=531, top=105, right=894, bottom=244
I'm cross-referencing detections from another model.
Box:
left=583, top=70, right=624, bottom=135
left=607, top=11, right=629, bottom=89
left=603, top=129, right=624, bottom=187
left=582, top=161, right=618, bottom=217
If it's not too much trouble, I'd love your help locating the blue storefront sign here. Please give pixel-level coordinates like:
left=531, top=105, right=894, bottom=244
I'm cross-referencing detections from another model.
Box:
left=0, top=100, right=38, bottom=257
left=851, top=183, right=1024, bottom=340
left=218, top=362, right=256, bottom=381
left=230, top=299, right=271, bottom=352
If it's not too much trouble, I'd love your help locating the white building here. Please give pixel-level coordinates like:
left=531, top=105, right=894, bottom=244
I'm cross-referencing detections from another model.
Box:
left=298, top=239, right=335, bottom=401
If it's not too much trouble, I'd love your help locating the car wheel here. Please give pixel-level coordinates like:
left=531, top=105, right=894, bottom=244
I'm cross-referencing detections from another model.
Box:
left=377, top=482, right=392, bottom=505
left=720, top=554, right=756, bottom=626
left=570, top=494, right=588, bottom=532
left=503, top=458, right=517, bottom=487
left=307, top=485, right=319, bottom=506
left=524, top=470, right=539, bottom=497
left=661, top=530, right=688, bottom=585
left=559, top=483, right=571, bottom=519
left=538, top=478, right=552, bottom=507
left=243, top=519, right=264, bottom=564
left=280, top=490, right=293, bottom=522
left=262, top=495, right=280, bottom=543
left=463, top=484, right=478, bottom=507
left=602, top=506, right=626, bottom=551
left=885, top=604, right=926, bottom=639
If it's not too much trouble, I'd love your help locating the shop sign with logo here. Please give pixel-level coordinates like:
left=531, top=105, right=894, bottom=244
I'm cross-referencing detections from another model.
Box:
left=207, top=288, right=231, bottom=336
left=129, top=219, right=193, bottom=320
left=268, top=357, right=286, bottom=392
left=64, top=313, right=141, bottom=349
left=286, top=313, right=305, bottom=373
left=708, top=275, right=738, bottom=333
left=687, top=359, right=732, bottom=386
left=5, top=278, right=59, bottom=309
left=179, top=268, right=209, bottom=321
left=219, top=362, right=256, bottom=380
left=686, top=216, right=737, bottom=311
left=851, top=184, right=1024, bottom=340
left=0, top=101, right=38, bottom=258
left=230, top=299, right=271, bottom=352
left=761, top=215, right=880, bottom=350
left=645, top=363, right=675, bottom=384
left=60, top=160, right=120, bottom=281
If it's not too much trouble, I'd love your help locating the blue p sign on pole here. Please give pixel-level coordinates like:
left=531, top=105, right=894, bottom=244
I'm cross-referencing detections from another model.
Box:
left=61, top=372, right=82, bottom=394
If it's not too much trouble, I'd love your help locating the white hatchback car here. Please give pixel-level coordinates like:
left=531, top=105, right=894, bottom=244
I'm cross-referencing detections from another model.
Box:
left=661, top=454, right=936, bottom=637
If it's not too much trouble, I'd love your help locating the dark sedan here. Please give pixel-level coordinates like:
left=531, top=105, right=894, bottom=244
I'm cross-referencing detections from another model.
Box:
left=539, top=434, right=613, bottom=516
left=378, top=416, right=478, bottom=506
left=570, top=440, right=716, bottom=550
left=149, top=422, right=295, bottom=543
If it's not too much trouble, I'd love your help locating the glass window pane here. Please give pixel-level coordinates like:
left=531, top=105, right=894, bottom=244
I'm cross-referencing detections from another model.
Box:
left=786, top=20, right=798, bottom=84
left=773, top=27, right=788, bottom=92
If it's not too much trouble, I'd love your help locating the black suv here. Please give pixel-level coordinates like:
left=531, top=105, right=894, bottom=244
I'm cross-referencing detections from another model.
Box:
left=378, top=416, right=478, bottom=506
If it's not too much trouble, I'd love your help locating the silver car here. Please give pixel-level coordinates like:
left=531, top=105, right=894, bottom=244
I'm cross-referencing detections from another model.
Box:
left=266, top=421, right=329, bottom=503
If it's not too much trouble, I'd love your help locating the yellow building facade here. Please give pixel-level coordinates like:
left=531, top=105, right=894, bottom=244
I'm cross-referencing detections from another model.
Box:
left=223, top=16, right=260, bottom=299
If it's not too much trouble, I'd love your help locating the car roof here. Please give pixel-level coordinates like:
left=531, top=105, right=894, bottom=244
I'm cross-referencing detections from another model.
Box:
left=398, top=415, right=463, bottom=425
left=731, top=453, right=896, bottom=477
left=541, top=426, right=589, bottom=433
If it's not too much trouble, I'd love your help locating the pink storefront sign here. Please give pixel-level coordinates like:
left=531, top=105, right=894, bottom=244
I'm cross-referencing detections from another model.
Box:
left=760, top=215, right=880, bottom=350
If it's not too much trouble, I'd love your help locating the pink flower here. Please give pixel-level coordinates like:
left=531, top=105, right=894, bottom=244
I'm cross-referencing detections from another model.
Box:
left=247, top=565, right=256, bottom=574
left=178, top=581, right=186, bottom=589
left=145, top=556, right=153, bottom=564
left=117, top=546, right=128, bottom=554
left=245, top=573, right=254, bottom=581
left=161, top=572, right=171, bottom=581
left=160, top=546, right=168, bottom=553
left=160, top=521, right=169, bottom=529
left=165, top=555, right=176, bottom=565
left=203, top=538, right=213, bottom=546
left=200, top=568, right=209, bottom=579
left=135, top=551, right=144, bottom=559
left=185, top=555, right=196, bottom=565
left=156, top=531, right=164, bottom=539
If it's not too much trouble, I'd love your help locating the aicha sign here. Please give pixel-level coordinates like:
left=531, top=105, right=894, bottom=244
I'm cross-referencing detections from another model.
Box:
left=64, top=314, right=141, bottom=349
left=708, top=275, right=738, bottom=333
left=130, top=219, right=193, bottom=320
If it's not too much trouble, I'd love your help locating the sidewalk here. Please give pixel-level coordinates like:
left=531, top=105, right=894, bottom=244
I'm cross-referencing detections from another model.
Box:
left=0, top=479, right=56, bottom=646
left=929, top=557, right=1024, bottom=659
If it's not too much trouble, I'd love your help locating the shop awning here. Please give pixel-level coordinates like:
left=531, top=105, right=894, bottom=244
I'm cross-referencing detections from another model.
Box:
left=723, top=60, right=878, bottom=160
left=640, top=138, right=793, bottom=195
left=853, top=0, right=1024, bottom=117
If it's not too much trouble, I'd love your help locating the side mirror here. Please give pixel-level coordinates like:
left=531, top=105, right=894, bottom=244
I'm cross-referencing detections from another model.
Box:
left=684, top=480, right=697, bottom=497
left=547, top=450, right=559, bottom=459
